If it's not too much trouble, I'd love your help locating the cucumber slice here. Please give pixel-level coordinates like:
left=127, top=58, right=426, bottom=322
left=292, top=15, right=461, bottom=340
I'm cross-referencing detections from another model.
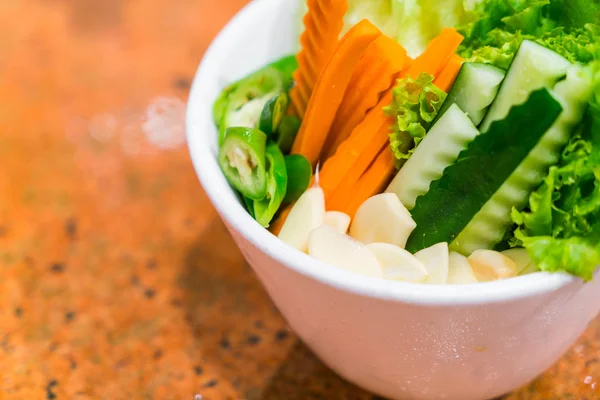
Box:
left=434, top=63, right=505, bottom=127
left=480, top=40, right=571, bottom=133
left=451, top=66, right=593, bottom=254
left=386, top=104, right=480, bottom=210
left=405, top=89, right=563, bottom=254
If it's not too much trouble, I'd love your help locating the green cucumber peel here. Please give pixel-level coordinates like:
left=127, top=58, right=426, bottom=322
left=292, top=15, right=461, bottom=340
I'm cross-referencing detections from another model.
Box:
left=405, top=89, right=563, bottom=253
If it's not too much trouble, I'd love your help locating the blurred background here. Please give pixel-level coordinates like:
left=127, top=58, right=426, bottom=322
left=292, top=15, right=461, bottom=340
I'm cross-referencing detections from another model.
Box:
left=0, top=0, right=598, bottom=399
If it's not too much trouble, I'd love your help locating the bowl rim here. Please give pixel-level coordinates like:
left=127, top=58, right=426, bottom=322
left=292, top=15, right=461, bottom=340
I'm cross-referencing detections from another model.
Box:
left=186, top=0, right=577, bottom=306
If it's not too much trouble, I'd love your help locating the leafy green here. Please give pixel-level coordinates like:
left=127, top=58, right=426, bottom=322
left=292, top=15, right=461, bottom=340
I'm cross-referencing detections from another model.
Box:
left=457, top=0, right=600, bottom=68
left=342, top=0, right=478, bottom=57
left=511, top=61, right=600, bottom=279
left=383, top=73, right=447, bottom=167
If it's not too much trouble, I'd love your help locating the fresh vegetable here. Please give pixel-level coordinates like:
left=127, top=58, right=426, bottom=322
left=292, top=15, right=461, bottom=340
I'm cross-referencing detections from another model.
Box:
left=467, top=250, right=519, bottom=282
left=291, top=19, right=382, bottom=165
left=349, top=193, right=416, bottom=248
left=386, top=103, right=480, bottom=210
left=453, top=64, right=593, bottom=255
left=501, top=248, right=534, bottom=274
left=342, top=146, right=398, bottom=217
left=323, top=34, right=409, bottom=159
left=309, top=225, right=383, bottom=278
left=216, top=67, right=284, bottom=145
left=326, top=114, right=394, bottom=211
left=259, top=93, right=289, bottom=136
left=319, top=91, right=394, bottom=199
left=342, top=0, right=476, bottom=57
left=509, top=83, right=600, bottom=280
left=414, top=242, right=450, bottom=285
left=367, top=243, right=428, bottom=283
left=384, top=73, right=447, bottom=166
left=275, top=115, right=301, bottom=154
left=324, top=211, right=352, bottom=234
left=290, top=0, right=349, bottom=118
left=269, top=55, right=298, bottom=89
left=405, top=89, right=563, bottom=253
left=404, top=28, right=464, bottom=79
left=278, top=187, right=326, bottom=252
left=283, top=154, right=312, bottom=204
left=480, top=40, right=571, bottom=132
left=219, top=127, right=268, bottom=201
left=447, top=252, right=478, bottom=284
left=457, top=0, right=600, bottom=69
left=214, top=55, right=296, bottom=145
left=432, top=53, right=464, bottom=92
left=254, top=142, right=288, bottom=228
left=433, top=62, right=505, bottom=126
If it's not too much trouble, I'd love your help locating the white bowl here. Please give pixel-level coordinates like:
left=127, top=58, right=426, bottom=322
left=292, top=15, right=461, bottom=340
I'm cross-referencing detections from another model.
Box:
left=186, top=1, right=600, bottom=399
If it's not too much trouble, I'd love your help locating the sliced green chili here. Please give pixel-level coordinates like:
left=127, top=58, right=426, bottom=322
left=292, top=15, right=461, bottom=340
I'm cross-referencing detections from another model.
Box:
left=254, top=142, right=288, bottom=227
left=243, top=196, right=255, bottom=218
left=275, top=115, right=301, bottom=154
left=217, top=67, right=285, bottom=145
left=269, top=55, right=298, bottom=90
left=219, top=127, right=268, bottom=201
left=283, top=154, right=312, bottom=204
left=259, top=93, right=289, bottom=136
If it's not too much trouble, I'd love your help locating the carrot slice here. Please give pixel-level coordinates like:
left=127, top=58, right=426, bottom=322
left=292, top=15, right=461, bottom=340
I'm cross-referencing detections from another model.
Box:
left=433, top=53, right=464, bottom=92
left=326, top=119, right=392, bottom=211
left=405, top=28, right=464, bottom=79
left=322, top=35, right=408, bottom=160
left=318, top=90, right=393, bottom=199
left=290, top=0, right=348, bottom=118
left=291, top=19, right=382, bottom=165
left=339, top=146, right=396, bottom=217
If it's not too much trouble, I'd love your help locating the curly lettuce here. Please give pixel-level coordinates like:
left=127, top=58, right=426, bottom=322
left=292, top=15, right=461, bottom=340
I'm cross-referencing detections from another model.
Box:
left=458, top=0, right=600, bottom=68
left=383, top=73, right=446, bottom=167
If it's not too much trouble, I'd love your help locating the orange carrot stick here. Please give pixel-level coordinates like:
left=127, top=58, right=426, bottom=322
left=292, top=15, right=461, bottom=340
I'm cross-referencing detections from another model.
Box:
left=434, top=53, right=464, bottom=92
left=291, top=20, right=382, bottom=166
left=339, top=146, right=396, bottom=217
left=405, top=28, right=464, bottom=79
left=322, top=35, right=408, bottom=160
left=326, top=120, right=392, bottom=211
left=318, top=90, right=393, bottom=198
left=290, top=0, right=348, bottom=118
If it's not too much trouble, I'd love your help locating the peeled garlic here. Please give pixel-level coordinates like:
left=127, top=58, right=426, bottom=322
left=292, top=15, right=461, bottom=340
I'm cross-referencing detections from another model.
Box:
left=501, top=248, right=534, bottom=274
left=414, top=242, right=449, bottom=284
left=520, top=262, right=540, bottom=276
left=367, top=243, right=428, bottom=283
left=447, top=252, right=478, bottom=284
left=278, top=187, right=325, bottom=253
left=308, top=225, right=382, bottom=278
left=350, top=193, right=416, bottom=248
left=323, top=211, right=351, bottom=234
left=468, top=250, right=518, bottom=282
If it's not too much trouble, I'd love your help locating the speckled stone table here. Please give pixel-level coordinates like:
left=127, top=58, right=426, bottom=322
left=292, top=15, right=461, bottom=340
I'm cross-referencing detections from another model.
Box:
left=0, top=1, right=598, bottom=399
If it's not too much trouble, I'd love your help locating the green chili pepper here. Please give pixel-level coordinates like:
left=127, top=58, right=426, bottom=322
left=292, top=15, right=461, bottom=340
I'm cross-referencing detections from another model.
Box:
left=243, top=196, right=255, bottom=218
left=269, top=55, right=298, bottom=90
left=259, top=93, right=289, bottom=136
left=254, top=142, right=288, bottom=227
left=274, top=115, right=301, bottom=154
left=213, top=55, right=297, bottom=144
left=283, top=154, right=312, bottom=204
left=217, top=67, right=284, bottom=146
left=219, top=127, right=268, bottom=201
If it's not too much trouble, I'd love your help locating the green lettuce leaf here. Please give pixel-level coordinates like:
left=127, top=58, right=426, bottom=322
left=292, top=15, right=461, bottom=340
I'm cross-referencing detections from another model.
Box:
left=514, top=227, right=600, bottom=281
left=343, top=0, right=478, bottom=57
left=458, top=0, right=600, bottom=68
left=384, top=73, right=447, bottom=167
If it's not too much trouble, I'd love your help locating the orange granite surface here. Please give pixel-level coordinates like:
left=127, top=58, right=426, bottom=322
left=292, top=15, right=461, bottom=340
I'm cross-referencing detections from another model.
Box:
left=0, top=1, right=598, bottom=399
